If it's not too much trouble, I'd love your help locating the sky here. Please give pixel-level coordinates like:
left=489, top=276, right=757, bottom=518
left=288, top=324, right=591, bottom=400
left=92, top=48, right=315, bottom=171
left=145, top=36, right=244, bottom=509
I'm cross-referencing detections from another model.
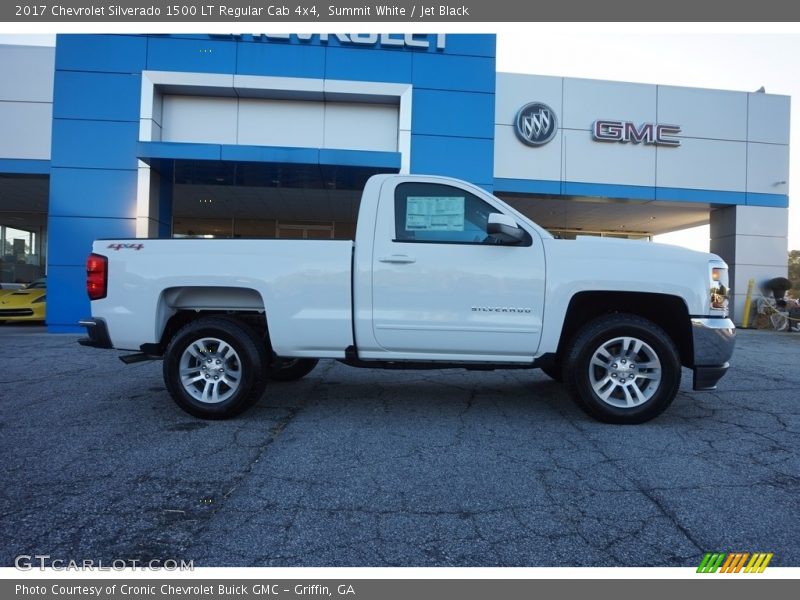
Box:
left=0, top=29, right=796, bottom=253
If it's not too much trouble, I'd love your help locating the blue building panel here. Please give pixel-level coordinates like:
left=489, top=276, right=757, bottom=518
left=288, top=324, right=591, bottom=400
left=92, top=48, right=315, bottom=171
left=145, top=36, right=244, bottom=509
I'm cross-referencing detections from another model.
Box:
left=156, top=174, right=173, bottom=237
left=139, top=141, right=223, bottom=161
left=319, top=149, right=401, bottom=169
left=494, top=178, right=563, bottom=196
left=236, top=40, right=326, bottom=79
left=138, top=143, right=402, bottom=171
left=495, top=179, right=789, bottom=209
left=220, top=145, right=319, bottom=164
left=410, top=134, right=494, bottom=188
left=55, top=34, right=147, bottom=73
left=655, top=186, right=746, bottom=205
left=46, top=264, right=91, bottom=332
left=0, top=158, right=50, bottom=174
left=49, top=168, right=138, bottom=219
left=51, top=120, right=140, bottom=170
left=745, top=192, right=789, bottom=208
left=53, top=71, right=141, bottom=122
left=412, top=89, right=495, bottom=139
left=565, top=181, right=656, bottom=202
left=412, top=53, right=496, bottom=93
left=146, top=36, right=237, bottom=74
left=325, top=47, right=413, bottom=83
left=438, top=34, right=496, bottom=58
left=48, top=216, right=136, bottom=267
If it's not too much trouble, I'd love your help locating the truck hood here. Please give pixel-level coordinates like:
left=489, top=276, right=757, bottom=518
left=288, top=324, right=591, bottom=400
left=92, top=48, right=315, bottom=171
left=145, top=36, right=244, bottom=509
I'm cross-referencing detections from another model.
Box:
left=568, top=235, right=723, bottom=264
left=541, top=236, right=721, bottom=315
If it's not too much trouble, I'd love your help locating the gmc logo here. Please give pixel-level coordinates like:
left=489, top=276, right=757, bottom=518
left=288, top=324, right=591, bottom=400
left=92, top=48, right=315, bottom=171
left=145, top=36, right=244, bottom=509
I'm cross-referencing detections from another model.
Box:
left=592, top=120, right=681, bottom=147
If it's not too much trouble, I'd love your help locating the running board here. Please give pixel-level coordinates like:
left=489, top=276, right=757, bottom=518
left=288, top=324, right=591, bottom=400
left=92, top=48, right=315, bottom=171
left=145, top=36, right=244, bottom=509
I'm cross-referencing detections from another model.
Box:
left=119, top=353, right=160, bottom=365
left=340, top=345, right=543, bottom=371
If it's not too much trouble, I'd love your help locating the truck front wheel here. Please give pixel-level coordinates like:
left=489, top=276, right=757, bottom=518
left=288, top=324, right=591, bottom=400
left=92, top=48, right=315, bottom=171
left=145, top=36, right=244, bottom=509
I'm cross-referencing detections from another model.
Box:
left=163, top=317, right=267, bottom=419
left=563, top=313, right=681, bottom=424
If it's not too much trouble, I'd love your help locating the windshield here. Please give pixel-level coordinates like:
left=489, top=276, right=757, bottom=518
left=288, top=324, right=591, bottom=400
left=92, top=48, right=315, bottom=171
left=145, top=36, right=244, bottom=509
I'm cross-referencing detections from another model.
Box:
left=24, top=279, right=46, bottom=290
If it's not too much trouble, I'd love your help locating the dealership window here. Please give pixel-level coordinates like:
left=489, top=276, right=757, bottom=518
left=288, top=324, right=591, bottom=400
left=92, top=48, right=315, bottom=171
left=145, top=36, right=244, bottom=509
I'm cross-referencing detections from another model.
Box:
left=0, top=225, right=42, bottom=284
left=548, top=229, right=650, bottom=241
left=173, top=217, right=351, bottom=240
left=276, top=222, right=334, bottom=240
left=394, top=183, right=494, bottom=244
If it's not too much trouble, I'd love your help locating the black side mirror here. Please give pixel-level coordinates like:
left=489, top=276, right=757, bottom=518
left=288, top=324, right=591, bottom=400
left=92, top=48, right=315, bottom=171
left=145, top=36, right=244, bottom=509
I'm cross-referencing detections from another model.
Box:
left=487, top=213, right=525, bottom=244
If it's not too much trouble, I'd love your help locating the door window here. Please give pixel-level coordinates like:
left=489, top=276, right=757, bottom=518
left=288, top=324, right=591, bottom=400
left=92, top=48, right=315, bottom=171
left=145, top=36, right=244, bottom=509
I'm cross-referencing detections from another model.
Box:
left=394, top=183, right=496, bottom=244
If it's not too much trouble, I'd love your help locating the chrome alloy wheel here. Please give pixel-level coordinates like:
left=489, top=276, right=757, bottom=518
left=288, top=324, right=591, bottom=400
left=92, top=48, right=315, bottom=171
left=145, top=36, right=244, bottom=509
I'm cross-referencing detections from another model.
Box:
left=178, top=337, right=242, bottom=404
left=588, top=336, right=662, bottom=409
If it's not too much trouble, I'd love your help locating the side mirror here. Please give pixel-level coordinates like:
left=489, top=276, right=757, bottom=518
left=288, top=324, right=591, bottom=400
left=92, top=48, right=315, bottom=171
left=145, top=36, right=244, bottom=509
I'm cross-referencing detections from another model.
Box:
left=487, top=213, right=525, bottom=244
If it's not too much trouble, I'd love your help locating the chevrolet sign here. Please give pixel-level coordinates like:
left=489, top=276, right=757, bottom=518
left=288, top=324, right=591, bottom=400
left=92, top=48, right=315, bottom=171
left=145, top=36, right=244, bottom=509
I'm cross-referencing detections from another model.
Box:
left=212, top=33, right=446, bottom=50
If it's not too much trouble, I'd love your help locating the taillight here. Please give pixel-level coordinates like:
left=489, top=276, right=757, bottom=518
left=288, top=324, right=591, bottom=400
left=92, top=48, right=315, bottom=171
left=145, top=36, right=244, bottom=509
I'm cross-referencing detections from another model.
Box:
left=86, top=253, right=108, bottom=300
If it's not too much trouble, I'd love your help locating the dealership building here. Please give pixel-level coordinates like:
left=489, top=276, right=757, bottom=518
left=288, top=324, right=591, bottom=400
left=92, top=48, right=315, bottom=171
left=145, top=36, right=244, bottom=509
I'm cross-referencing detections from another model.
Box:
left=0, top=34, right=790, bottom=331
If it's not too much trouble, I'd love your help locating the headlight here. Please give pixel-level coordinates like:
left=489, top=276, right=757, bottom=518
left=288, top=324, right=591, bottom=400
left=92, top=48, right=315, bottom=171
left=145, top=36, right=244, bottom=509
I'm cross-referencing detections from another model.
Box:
left=33, top=295, right=46, bottom=304
left=709, top=264, right=728, bottom=314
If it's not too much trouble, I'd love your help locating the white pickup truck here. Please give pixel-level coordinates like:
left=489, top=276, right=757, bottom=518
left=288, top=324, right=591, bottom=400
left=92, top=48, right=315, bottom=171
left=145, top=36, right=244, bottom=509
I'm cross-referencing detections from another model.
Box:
left=79, top=174, right=735, bottom=424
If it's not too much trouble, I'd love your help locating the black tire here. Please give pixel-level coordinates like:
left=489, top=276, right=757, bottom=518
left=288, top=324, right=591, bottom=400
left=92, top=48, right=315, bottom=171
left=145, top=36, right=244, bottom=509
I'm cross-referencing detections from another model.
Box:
left=268, top=358, right=319, bottom=381
left=563, top=313, right=681, bottom=424
left=539, top=362, right=562, bottom=382
left=163, top=316, right=268, bottom=419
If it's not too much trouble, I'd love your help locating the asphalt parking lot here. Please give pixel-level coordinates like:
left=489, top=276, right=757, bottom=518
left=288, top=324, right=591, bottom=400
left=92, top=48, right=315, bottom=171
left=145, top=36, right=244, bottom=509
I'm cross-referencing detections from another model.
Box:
left=1, top=326, right=798, bottom=567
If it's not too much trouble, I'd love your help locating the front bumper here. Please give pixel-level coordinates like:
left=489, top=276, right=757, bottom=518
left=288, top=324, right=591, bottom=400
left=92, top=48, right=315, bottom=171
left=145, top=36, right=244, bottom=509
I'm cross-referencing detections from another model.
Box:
left=78, top=317, right=113, bottom=349
left=691, top=317, right=736, bottom=390
left=0, top=305, right=45, bottom=321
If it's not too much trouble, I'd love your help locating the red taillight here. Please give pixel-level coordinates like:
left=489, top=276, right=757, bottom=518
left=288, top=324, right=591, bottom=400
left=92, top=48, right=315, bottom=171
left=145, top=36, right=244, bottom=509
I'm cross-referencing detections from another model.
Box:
left=86, top=253, right=107, bottom=300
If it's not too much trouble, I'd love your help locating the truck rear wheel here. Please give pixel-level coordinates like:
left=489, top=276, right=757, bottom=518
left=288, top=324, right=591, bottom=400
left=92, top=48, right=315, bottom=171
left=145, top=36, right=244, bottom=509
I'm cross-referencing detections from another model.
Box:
left=163, top=317, right=267, bottom=419
left=563, top=313, right=681, bottom=424
left=268, top=358, right=319, bottom=381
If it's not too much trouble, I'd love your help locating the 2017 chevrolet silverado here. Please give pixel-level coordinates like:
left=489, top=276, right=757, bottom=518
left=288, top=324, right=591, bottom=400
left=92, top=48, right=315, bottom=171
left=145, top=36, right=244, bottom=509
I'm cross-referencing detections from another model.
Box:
left=79, top=174, right=735, bottom=423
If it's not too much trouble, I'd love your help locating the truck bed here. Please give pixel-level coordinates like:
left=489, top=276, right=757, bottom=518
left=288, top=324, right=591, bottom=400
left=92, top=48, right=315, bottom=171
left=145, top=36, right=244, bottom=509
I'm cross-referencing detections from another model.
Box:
left=93, top=238, right=354, bottom=356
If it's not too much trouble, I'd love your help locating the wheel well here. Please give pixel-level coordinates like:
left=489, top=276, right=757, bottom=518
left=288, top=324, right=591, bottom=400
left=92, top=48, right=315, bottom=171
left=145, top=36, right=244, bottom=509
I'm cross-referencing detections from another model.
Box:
left=155, top=310, right=269, bottom=356
left=556, top=292, right=693, bottom=367
left=150, top=286, right=270, bottom=355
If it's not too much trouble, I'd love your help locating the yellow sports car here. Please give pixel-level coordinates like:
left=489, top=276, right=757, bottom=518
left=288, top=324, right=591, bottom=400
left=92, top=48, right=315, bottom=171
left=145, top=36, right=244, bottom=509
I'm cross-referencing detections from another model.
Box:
left=0, top=277, right=46, bottom=322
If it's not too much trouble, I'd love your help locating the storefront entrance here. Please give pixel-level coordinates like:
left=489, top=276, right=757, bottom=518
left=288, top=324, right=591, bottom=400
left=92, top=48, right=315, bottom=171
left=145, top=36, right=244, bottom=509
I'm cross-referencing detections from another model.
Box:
left=0, top=174, right=48, bottom=284
left=162, top=159, right=397, bottom=240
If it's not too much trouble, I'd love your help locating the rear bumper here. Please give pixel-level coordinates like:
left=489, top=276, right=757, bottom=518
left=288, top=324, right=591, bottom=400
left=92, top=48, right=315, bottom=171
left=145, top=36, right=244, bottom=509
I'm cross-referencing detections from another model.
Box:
left=691, top=317, right=735, bottom=391
left=78, top=318, right=113, bottom=349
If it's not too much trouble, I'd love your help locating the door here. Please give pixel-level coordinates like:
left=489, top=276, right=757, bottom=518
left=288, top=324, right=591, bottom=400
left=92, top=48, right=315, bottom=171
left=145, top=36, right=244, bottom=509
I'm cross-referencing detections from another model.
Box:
left=371, top=181, right=545, bottom=361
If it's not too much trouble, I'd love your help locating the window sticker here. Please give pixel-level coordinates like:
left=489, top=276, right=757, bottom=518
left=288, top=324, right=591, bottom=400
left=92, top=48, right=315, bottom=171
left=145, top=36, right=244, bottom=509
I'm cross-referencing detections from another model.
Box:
left=405, top=197, right=465, bottom=232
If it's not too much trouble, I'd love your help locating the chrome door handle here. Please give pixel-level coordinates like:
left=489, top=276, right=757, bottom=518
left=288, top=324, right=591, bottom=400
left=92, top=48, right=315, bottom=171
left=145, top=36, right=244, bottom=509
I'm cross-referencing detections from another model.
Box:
left=378, top=255, right=416, bottom=264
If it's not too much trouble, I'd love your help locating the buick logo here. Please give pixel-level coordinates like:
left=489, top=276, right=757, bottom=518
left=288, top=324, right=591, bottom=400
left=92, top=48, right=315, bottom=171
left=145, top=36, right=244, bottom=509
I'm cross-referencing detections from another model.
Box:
left=515, top=102, right=557, bottom=146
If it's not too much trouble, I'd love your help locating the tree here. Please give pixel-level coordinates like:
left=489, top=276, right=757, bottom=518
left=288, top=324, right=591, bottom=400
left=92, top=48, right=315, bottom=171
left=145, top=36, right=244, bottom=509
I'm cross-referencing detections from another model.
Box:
left=790, top=250, right=800, bottom=297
